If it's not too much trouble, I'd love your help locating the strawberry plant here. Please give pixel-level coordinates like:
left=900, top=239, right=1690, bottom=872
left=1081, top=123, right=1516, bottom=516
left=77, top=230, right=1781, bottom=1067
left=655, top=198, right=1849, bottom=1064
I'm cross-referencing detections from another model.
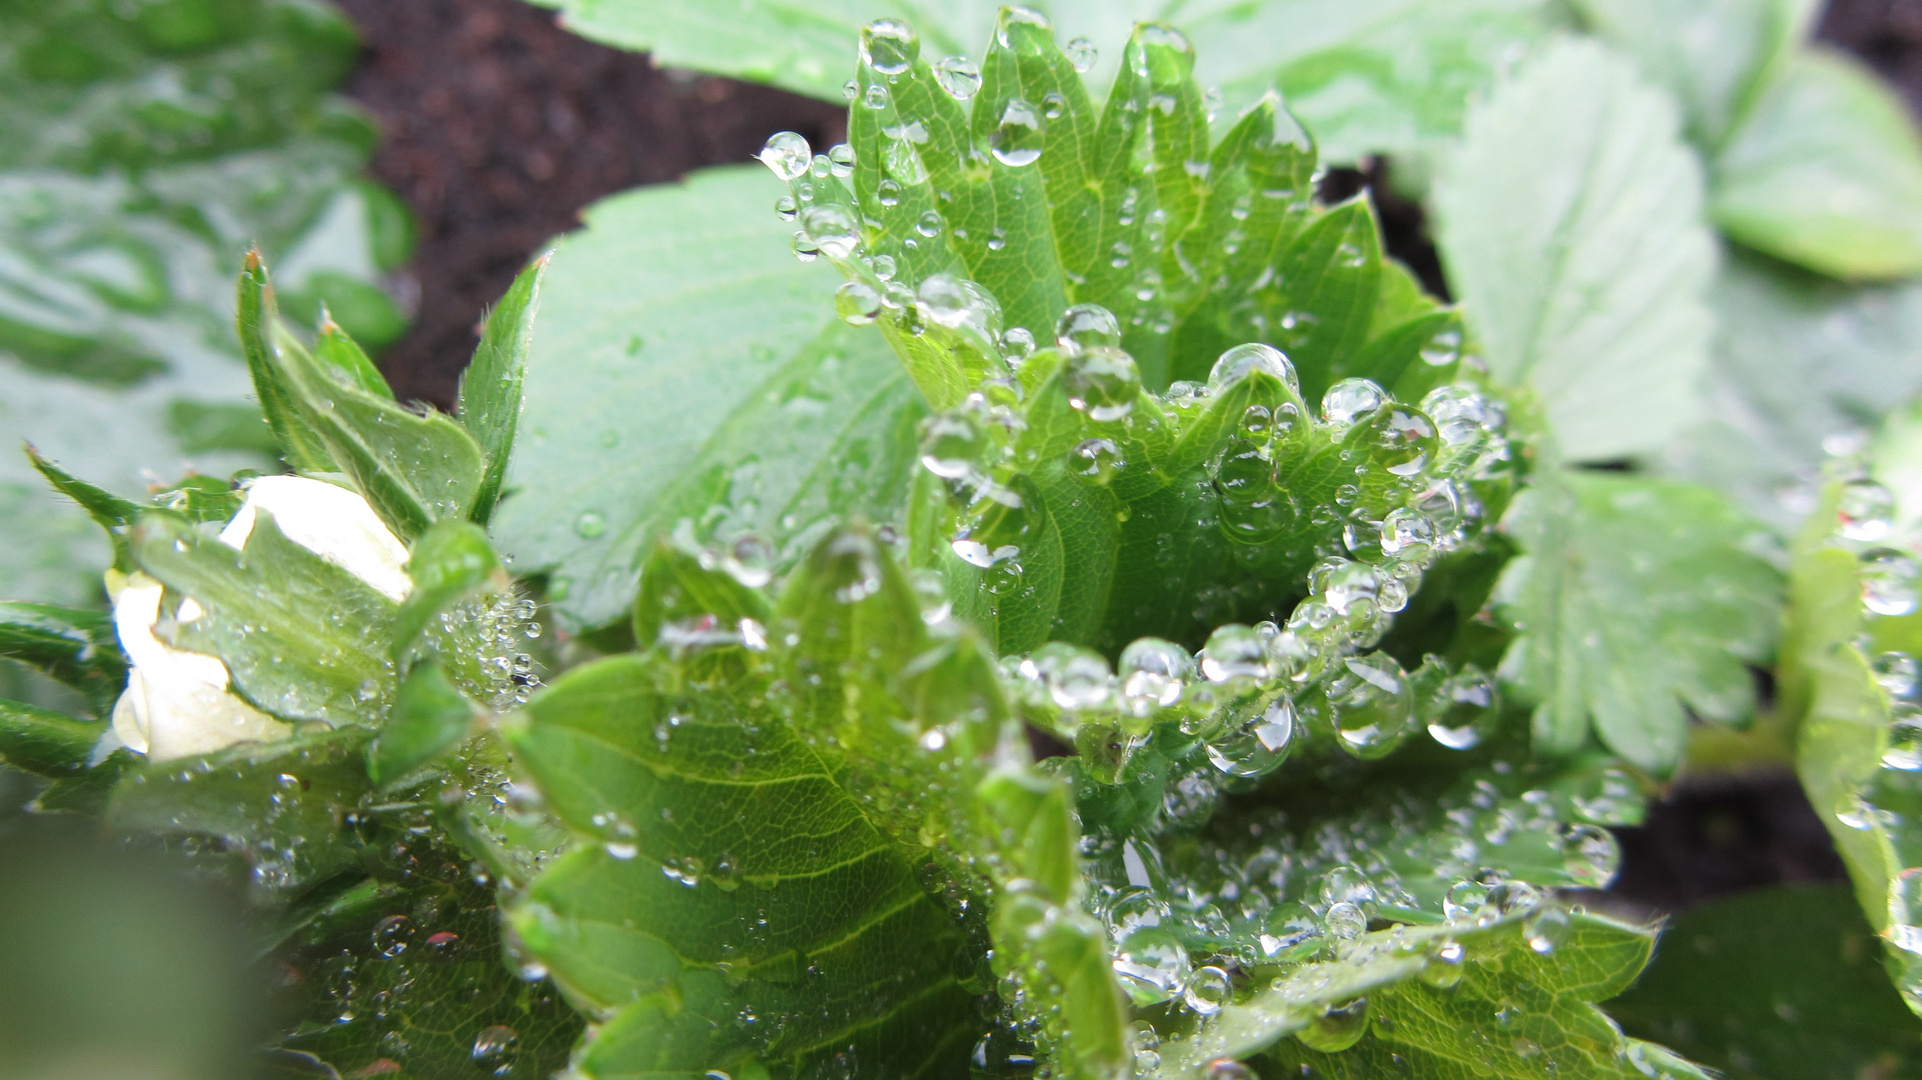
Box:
left=5, top=4, right=1922, bottom=1080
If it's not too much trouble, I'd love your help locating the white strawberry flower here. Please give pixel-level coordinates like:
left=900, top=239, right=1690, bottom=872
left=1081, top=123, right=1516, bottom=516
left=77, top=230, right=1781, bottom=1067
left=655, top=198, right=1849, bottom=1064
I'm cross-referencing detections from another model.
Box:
left=112, top=476, right=412, bottom=761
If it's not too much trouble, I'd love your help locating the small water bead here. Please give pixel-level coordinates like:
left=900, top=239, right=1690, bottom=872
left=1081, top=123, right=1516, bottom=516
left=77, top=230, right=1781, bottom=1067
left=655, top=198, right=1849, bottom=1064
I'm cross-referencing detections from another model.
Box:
left=1876, top=652, right=1921, bottom=699
left=1298, top=998, right=1369, bottom=1053
left=1323, top=377, right=1386, bottom=428
left=373, top=914, right=413, bottom=957
left=1487, top=879, right=1544, bottom=915
left=573, top=510, right=606, bottom=539
left=860, top=18, right=920, bottom=74
left=1056, top=303, right=1123, bottom=354
left=1323, top=901, right=1367, bottom=939
left=1213, top=438, right=1276, bottom=504
left=1327, top=654, right=1414, bottom=759
left=915, top=208, right=945, bottom=238
left=932, top=55, right=982, bottom=99
left=1064, top=346, right=1141, bottom=422
left=1561, top=823, right=1621, bottom=887
left=1065, top=36, right=1098, bottom=72
left=1320, top=560, right=1379, bottom=616
left=1862, top=549, right=1921, bottom=616
left=1367, top=405, right=1438, bottom=477
left=991, top=98, right=1046, bottom=167
left=1839, top=478, right=1898, bottom=542
left=1112, top=926, right=1193, bottom=1005
left=1105, top=887, right=1171, bottom=938
left=1118, top=637, right=1195, bottom=716
left=1884, top=704, right=1922, bottom=770
left=1890, top=868, right=1922, bottom=953
left=1379, top=507, right=1437, bottom=561
left=810, top=152, right=831, bottom=178
left=1443, top=879, right=1489, bottom=921
left=1419, top=326, right=1464, bottom=366
left=773, top=194, right=797, bottom=221
left=1072, top=437, right=1121, bottom=485
left=757, top=131, right=811, bottom=181
left=1425, top=666, right=1498, bottom=750
left=835, top=280, right=883, bottom=325
left=1421, top=940, right=1467, bottom=988
left=826, top=142, right=856, bottom=177
left=1420, top=385, right=1494, bottom=447
left=1032, top=644, right=1116, bottom=711
left=1523, top=905, right=1571, bottom=954
left=471, top=1025, right=521, bottom=1076
left=842, top=78, right=858, bottom=101
left=1200, top=624, right=1271, bottom=685
left=799, top=204, right=860, bottom=258
left=915, top=274, right=974, bottom=327
left=1185, top=965, right=1232, bottom=1015
left=863, top=83, right=889, bottom=109
left=1206, top=696, right=1297, bottom=777
left=1209, top=342, right=1298, bottom=394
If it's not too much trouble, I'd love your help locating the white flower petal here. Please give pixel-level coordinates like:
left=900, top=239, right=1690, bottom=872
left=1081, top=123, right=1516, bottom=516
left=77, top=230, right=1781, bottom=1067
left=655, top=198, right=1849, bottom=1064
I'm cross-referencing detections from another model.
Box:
left=220, top=475, right=412, bottom=601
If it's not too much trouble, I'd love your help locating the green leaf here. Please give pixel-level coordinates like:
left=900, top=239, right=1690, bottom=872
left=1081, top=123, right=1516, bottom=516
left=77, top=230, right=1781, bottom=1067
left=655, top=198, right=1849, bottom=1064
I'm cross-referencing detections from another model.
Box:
left=132, top=510, right=398, bottom=727
left=237, top=250, right=334, bottom=474
left=0, top=697, right=101, bottom=778
left=1492, top=472, right=1781, bottom=772
left=25, top=444, right=140, bottom=568
left=312, top=312, right=393, bottom=400
left=393, top=518, right=508, bottom=661
left=1658, top=252, right=1922, bottom=534
left=366, top=661, right=476, bottom=788
left=1252, top=913, right=1707, bottom=1080
left=460, top=254, right=548, bottom=526
left=1607, top=884, right=1922, bottom=1080
left=1435, top=36, right=1716, bottom=462
left=0, top=600, right=127, bottom=717
left=503, top=651, right=981, bottom=1079
left=531, top=0, right=1551, bottom=166
left=1570, top=0, right=1817, bottom=149
left=106, top=727, right=374, bottom=900
left=493, top=166, right=926, bottom=629
left=1713, top=49, right=1922, bottom=281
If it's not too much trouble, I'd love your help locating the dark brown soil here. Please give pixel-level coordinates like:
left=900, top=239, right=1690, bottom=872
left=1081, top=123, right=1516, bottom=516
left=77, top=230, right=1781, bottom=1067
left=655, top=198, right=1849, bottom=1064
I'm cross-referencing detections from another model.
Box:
left=332, top=0, right=845, bottom=407
left=331, top=0, right=1915, bottom=911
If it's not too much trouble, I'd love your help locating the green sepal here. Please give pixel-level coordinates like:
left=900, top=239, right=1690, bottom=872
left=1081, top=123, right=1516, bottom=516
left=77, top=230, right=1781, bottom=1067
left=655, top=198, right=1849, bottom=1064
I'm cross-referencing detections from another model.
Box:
left=0, top=697, right=102, bottom=778
left=0, top=600, right=127, bottom=717
left=26, top=445, right=141, bottom=571
left=393, top=519, right=507, bottom=662
left=237, top=250, right=335, bottom=474
left=367, top=661, right=477, bottom=788
left=314, top=311, right=394, bottom=400
left=460, top=255, right=548, bottom=525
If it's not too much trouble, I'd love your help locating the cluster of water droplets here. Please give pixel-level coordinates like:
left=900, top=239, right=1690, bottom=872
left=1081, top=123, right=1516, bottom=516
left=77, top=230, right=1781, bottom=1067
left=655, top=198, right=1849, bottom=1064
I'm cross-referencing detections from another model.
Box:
left=433, top=592, right=542, bottom=709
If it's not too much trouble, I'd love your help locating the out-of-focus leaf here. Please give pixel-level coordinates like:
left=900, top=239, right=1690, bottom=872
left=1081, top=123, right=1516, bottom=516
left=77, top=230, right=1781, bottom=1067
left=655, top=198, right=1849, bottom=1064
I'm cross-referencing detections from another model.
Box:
left=1608, top=883, right=1922, bottom=1080
left=0, top=0, right=411, bottom=601
left=106, top=726, right=373, bottom=900
left=0, top=697, right=101, bottom=777
left=1435, top=37, right=1716, bottom=462
left=1660, top=252, right=1922, bottom=534
left=1713, top=50, right=1922, bottom=281
left=0, top=600, right=126, bottom=716
left=459, top=255, right=547, bottom=526
left=503, top=651, right=980, bottom=1079
left=494, top=166, right=925, bottom=629
left=1570, top=0, right=1817, bottom=148
left=1492, top=471, right=1780, bottom=772
left=132, top=510, right=398, bottom=727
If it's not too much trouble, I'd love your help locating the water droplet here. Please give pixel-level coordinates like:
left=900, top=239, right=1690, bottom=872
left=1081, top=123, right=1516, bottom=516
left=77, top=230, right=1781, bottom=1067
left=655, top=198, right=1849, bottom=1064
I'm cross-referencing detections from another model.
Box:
left=1205, top=1060, right=1255, bottom=1080
left=1524, top=905, right=1570, bottom=954
left=723, top=535, right=775, bottom=589
left=471, top=1025, right=521, bottom=1077
left=757, top=131, right=811, bottom=181
left=1443, top=879, right=1490, bottom=921
left=1064, top=346, right=1141, bottom=421
left=1420, top=940, right=1465, bottom=987
left=860, top=18, right=920, bottom=75
left=916, top=209, right=945, bottom=238
left=1327, top=653, right=1414, bottom=759
left=920, top=413, right=987, bottom=479
left=1840, top=479, right=1898, bottom=542
left=864, top=82, right=889, bottom=110
left=1200, top=624, right=1271, bottom=685
left=1119, top=638, right=1194, bottom=716
left=1890, top=867, right=1922, bottom=953
left=1208, top=342, right=1297, bottom=394
left=835, top=280, right=883, bottom=325
left=1420, top=327, right=1463, bottom=366
left=1206, top=696, right=1297, bottom=777
left=990, top=99, right=1046, bottom=167
left=1885, top=705, right=1922, bottom=770
left=1320, top=560, right=1380, bottom=617
left=827, top=142, right=856, bottom=177
left=1298, top=998, right=1369, bottom=1053
left=1185, top=965, right=1231, bottom=1015
left=1064, top=36, right=1098, bottom=72
left=916, top=274, right=976, bottom=327
left=842, top=79, right=858, bottom=101
left=1072, top=438, right=1122, bottom=485
left=1863, top=549, right=1920, bottom=616
left=1561, top=823, right=1620, bottom=887
left=1426, top=665, right=1497, bottom=750
left=1323, top=378, right=1387, bottom=428
left=573, top=511, right=606, bottom=539
left=1056, top=303, right=1122, bottom=354
left=933, top=55, right=981, bottom=99
left=800, top=203, right=860, bottom=259
left=1380, top=507, right=1438, bottom=562
left=373, top=915, right=413, bottom=958
left=774, top=194, right=798, bottom=221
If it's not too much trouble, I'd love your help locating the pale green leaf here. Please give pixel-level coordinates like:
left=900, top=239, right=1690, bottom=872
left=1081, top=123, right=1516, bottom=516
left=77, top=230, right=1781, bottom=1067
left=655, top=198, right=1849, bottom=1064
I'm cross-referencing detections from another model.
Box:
left=1435, top=37, right=1716, bottom=462
left=460, top=255, right=548, bottom=526
left=493, top=166, right=925, bottom=630
left=1713, top=50, right=1922, bottom=281
left=1492, top=472, right=1780, bottom=772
